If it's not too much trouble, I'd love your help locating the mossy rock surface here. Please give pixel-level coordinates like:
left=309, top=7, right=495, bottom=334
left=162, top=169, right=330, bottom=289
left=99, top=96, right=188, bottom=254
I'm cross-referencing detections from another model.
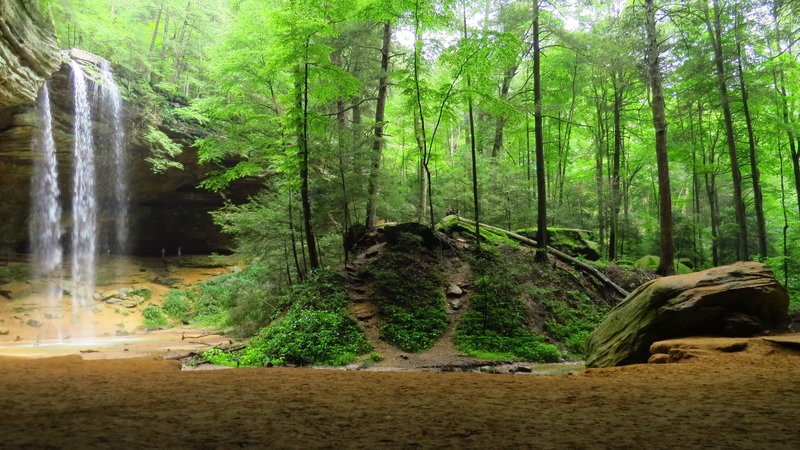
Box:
left=516, top=227, right=600, bottom=260
left=585, top=262, right=790, bottom=368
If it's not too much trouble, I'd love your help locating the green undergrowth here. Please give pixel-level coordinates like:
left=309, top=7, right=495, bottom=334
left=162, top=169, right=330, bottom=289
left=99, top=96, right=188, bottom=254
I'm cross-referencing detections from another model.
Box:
left=141, top=263, right=281, bottom=333
left=366, top=251, right=448, bottom=352
left=540, top=289, right=610, bottom=357
left=202, top=270, right=371, bottom=367
left=455, top=252, right=561, bottom=362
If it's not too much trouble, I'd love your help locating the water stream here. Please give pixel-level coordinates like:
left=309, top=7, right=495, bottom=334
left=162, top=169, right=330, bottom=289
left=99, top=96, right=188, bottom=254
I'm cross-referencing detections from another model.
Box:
left=29, top=82, right=64, bottom=339
left=26, top=57, right=130, bottom=342
left=70, top=59, right=98, bottom=334
left=99, top=60, right=128, bottom=254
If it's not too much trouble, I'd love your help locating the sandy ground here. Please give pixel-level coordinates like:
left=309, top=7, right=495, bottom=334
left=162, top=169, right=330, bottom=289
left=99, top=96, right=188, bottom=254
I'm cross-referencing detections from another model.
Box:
left=0, top=336, right=798, bottom=448
left=0, top=255, right=233, bottom=345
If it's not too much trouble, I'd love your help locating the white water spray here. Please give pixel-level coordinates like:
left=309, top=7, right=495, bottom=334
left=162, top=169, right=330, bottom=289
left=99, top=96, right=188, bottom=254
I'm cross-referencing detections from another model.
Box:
left=70, top=60, right=97, bottom=330
left=99, top=60, right=128, bottom=254
left=29, top=83, right=64, bottom=339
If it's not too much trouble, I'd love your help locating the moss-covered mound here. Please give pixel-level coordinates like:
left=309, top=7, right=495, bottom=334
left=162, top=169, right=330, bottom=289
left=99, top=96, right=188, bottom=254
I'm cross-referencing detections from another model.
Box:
left=365, top=251, right=448, bottom=352
left=454, top=253, right=561, bottom=362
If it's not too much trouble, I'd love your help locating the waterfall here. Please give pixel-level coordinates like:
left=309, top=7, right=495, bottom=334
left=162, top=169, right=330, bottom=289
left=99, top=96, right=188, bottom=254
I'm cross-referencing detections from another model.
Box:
left=70, top=60, right=97, bottom=326
left=29, top=83, right=64, bottom=339
left=99, top=60, right=128, bottom=254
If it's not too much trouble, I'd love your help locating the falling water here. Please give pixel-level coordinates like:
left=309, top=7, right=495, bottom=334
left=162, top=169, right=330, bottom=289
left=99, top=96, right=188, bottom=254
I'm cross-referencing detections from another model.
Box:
left=70, top=60, right=97, bottom=329
left=99, top=60, right=128, bottom=254
left=29, top=83, right=64, bottom=339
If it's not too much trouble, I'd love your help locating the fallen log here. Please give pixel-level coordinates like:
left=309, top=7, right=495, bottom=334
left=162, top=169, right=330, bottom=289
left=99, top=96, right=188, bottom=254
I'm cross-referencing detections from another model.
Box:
left=455, top=216, right=629, bottom=298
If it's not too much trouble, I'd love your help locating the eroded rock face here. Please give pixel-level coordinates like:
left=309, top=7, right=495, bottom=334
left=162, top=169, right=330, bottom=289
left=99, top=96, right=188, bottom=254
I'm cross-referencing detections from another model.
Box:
left=0, top=48, right=259, bottom=255
left=585, top=262, right=789, bottom=368
left=0, top=0, right=60, bottom=109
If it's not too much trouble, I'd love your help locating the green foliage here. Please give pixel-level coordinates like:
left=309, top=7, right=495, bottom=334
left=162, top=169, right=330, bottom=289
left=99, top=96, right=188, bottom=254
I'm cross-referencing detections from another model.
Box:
left=366, top=252, right=448, bottom=352
left=130, top=286, right=152, bottom=301
left=143, top=126, right=184, bottom=173
left=141, top=303, right=169, bottom=330
left=161, top=290, right=190, bottom=322
left=202, top=270, right=371, bottom=367
left=455, top=255, right=561, bottom=363
left=540, top=290, right=611, bottom=357
left=634, top=255, right=692, bottom=274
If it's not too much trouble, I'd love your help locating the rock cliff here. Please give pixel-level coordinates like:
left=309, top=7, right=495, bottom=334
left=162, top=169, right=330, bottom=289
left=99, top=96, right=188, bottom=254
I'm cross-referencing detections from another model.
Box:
left=0, top=6, right=257, bottom=255
left=0, top=0, right=60, bottom=109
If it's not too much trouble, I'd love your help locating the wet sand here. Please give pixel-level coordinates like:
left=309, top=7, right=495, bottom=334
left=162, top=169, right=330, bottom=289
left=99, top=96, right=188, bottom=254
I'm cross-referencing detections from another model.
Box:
left=0, top=337, right=798, bottom=448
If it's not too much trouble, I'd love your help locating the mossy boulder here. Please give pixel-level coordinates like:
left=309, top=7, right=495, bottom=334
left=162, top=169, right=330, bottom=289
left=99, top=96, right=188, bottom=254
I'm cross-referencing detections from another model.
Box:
left=516, top=227, right=600, bottom=260
left=585, top=262, right=790, bottom=368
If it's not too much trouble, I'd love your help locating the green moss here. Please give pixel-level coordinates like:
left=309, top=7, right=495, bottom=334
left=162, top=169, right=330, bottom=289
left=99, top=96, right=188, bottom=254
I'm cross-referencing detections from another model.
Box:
left=202, top=270, right=371, bottom=367
left=634, top=255, right=692, bottom=274
left=367, top=252, right=448, bottom=352
left=540, top=290, right=610, bottom=357
left=454, top=255, right=561, bottom=363
left=436, top=215, right=518, bottom=247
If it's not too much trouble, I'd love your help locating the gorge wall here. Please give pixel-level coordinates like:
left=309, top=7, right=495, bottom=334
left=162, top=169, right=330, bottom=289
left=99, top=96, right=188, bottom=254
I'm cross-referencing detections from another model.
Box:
left=0, top=1, right=255, bottom=256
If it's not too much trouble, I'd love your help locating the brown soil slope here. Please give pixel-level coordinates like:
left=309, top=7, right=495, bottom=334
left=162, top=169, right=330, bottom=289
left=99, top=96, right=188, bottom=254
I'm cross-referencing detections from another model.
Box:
left=0, top=337, right=797, bottom=448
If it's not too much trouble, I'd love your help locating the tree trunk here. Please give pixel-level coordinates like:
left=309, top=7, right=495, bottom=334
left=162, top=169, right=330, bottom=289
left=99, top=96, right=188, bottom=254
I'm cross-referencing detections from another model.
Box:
left=707, top=0, right=748, bottom=260
left=149, top=2, right=164, bottom=55
left=365, top=21, right=392, bottom=227
left=296, top=59, right=318, bottom=270
left=609, top=73, right=623, bottom=260
left=735, top=34, right=767, bottom=259
left=645, top=0, right=674, bottom=276
left=463, top=9, right=480, bottom=249
left=533, top=2, right=547, bottom=262
left=491, top=65, right=517, bottom=158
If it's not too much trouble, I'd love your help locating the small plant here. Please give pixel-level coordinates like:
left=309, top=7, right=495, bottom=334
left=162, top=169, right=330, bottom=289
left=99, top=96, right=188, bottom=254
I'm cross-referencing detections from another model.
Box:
left=162, top=289, right=190, bottom=321
left=365, top=352, right=384, bottom=363
left=141, top=303, right=169, bottom=330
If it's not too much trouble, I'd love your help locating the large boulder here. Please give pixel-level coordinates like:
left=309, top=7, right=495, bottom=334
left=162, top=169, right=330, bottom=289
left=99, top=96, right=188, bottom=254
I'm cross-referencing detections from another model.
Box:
left=585, top=262, right=789, bottom=368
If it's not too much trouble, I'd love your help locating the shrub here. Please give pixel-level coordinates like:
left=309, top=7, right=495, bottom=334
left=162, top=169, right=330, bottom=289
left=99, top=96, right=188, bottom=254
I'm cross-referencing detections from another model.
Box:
left=202, top=270, right=371, bottom=367
left=540, top=290, right=610, bottom=357
left=141, top=303, right=169, bottom=330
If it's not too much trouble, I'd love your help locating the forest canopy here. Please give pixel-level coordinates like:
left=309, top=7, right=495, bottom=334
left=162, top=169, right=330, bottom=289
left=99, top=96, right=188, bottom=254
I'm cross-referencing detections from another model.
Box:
left=45, top=0, right=800, bottom=293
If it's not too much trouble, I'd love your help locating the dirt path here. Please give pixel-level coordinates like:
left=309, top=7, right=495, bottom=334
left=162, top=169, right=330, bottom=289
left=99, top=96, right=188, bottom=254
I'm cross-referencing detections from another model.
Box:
left=0, top=336, right=798, bottom=448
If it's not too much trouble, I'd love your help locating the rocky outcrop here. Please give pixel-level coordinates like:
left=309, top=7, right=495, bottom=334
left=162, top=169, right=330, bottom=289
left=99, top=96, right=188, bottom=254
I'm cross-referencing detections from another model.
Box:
left=0, top=0, right=60, bottom=109
left=585, top=262, right=789, bottom=368
left=0, top=49, right=259, bottom=255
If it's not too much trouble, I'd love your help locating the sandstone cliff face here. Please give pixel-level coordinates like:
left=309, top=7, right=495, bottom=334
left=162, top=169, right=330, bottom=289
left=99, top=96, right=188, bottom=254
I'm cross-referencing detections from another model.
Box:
left=0, top=36, right=256, bottom=255
left=0, top=0, right=60, bottom=109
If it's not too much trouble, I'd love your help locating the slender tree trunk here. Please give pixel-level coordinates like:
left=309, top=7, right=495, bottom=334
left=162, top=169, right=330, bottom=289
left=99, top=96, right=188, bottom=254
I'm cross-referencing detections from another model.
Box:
left=707, top=0, right=748, bottom=260
left=288, top=195, right=303, bottom=281
left=533, top=2, right=547, bottom=262
left=491, top=65, right=517, bottom=158
left=735, top=36, right=767, bottom=259
left=463, top=8, right=480, bottom=249
left=365, top=21, right=392, bottom=227
left=413, top=109, right=428, bottom=224
left=645, top=0, right=674, bottom=276
left=149, top=2, right=164, bottom=55
left=297, top=57, right=318, bottom=269
left=778, top=144, right=790, bottom=288
left=609, top=73, right=623, bottom=260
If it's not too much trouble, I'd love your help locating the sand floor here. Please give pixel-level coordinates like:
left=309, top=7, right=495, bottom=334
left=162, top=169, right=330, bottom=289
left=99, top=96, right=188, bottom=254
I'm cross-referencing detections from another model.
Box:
left=0, top=337, right=798, bottom=448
